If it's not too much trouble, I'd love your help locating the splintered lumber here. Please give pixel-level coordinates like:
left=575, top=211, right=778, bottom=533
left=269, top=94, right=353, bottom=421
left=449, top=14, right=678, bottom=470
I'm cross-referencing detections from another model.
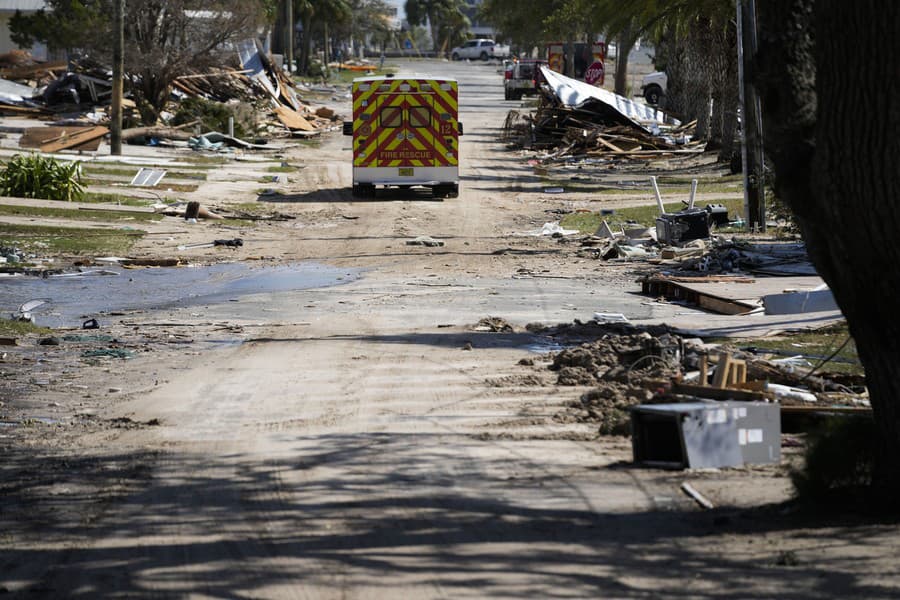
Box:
left=20, top=126, right=104, bottom=151
left=172, top=78, right=205, bottom=96
left=0, top=61, right=67, bottom=80
left=175, top=69, right=251, bottom=80
left=593, top=135, right=626, bottom=152
left=274, top=106, right=315, bottom=131
left=39, top=125, right=108, bottom=152
left=712, top=352, right=747, bottom=388
left=673, top=382, right=771, bottom=402
left=0, top=103, right=50, bottom=116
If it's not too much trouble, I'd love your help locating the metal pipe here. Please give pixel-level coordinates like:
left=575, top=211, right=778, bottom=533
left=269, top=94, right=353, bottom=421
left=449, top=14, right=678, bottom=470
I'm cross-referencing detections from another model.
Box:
left=650, top=176, right=665, bottom=214
left=688, top=178, right=698, bottom=209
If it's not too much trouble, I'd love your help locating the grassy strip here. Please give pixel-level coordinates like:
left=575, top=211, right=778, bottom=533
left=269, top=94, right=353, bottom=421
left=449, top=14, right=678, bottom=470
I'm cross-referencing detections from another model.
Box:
left=81, top=166, right=208, bottom=180
left=716, top=324, right=862, bottom=377
left=561, top=197, right=744, bottom=233
left=81, top=178, right=199, bottom=193
left=0, top=319, right=50, bottom=337
left=0, top=204, right=162, bottom=222
left=180, top=155, right=229, bottom=166
left=81, top=192, right=159, bottom=206
left=538, top=179, right=742, bottom=196
left=0, top=223, right=144, bottom=255
left=266, top=165, right=299, bottom=173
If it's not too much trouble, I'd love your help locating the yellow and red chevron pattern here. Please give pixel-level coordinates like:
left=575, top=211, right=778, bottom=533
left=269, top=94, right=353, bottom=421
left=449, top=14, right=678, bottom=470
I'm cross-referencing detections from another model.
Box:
left=351, top=78, right=459, bottom=168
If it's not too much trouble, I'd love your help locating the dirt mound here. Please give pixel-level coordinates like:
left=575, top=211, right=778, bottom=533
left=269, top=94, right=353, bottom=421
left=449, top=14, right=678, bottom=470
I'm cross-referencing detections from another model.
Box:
left=550, top=332, right=682, bottom=385
left=536, top=329, right=685, bottom=434
left=562, top=383, right=657, bottom=435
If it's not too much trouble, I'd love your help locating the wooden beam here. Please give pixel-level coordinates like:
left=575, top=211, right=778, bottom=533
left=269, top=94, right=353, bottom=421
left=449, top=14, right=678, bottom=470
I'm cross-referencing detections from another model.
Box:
left=39, top=126, right=108, bottom=153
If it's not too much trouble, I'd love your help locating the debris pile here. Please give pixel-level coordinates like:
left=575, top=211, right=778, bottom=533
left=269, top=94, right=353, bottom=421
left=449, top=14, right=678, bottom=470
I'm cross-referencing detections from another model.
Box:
left=503, top=66, right=702, bottom=160
left=0, top=43, right=340, bottom=151
left=474, top=317, right=515, bottom=333
left=524, top=322, right=868, bottom=436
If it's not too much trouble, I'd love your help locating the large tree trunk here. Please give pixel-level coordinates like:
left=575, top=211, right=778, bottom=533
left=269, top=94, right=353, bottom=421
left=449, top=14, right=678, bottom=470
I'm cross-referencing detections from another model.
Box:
left=714, top=82, right=740, bottom=161
left=756, top=0, right=900, bottom=496
left=614, top=26, right=638, bottom=97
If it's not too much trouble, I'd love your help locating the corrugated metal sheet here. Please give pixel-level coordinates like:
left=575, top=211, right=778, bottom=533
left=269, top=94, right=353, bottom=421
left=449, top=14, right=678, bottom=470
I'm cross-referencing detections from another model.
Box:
left=540, top=66, right=677, bottom=130
left=0, top=76, right=37, bottom=102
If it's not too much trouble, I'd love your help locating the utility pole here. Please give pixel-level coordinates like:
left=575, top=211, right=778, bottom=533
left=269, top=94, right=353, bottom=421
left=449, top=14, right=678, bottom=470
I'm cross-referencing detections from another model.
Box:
left=285, top=0, right=294, bottom=73
left=736, top=0, right=766, bottom=232
left=110, top=0, right=124, bottom=155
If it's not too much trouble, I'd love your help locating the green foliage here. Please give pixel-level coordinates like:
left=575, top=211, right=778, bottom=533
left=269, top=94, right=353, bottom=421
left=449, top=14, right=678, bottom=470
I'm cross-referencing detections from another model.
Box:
left=0, top=203, right=161, bottom=223
left=405, top=0, right=469, bottom=51
left=9, top=2, right=108, bottom=53
left=14, top=1, right=267, bottom=125
left=0, top=154, right=85, bottom=202
left=0, top=224, right=143, bottom=256
left=171, top=97, right=249, bottom=139
left=356, top=0, right=396, bottom=45
left=0, top=318, right=51, bottom=337
left=792, top=417, right=877, bottom=503
left=560, top=197, right=744, bottom=232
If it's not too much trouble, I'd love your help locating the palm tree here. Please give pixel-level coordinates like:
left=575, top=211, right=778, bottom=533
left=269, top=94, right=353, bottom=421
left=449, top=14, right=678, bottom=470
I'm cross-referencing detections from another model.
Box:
left=404, top=0, right=468, bottom=53
left=296, top=0, right=352, bottom=75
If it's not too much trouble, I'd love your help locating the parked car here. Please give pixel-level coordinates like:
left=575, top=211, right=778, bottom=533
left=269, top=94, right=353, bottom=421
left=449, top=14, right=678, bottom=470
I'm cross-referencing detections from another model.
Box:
left=641, top=71, right=667, bottom=105
left=450, top=39, right=511, bottom=61
left=504, top=59, right=548, bottom=100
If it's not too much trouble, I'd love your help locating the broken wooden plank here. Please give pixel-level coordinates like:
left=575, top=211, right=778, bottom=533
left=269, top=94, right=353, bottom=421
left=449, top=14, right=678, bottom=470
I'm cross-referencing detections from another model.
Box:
left=20, top=126, right=104, bottom=151
left=698, top=354, right=708, bottom=385
left=274, top=106, right=315, bottom=131
left=0, top=103, right=51, bottom=116
left=175, top=69, right=252, bottom=80
left=673, top=382, right=772, bottom=402
left=593, top=135, right=626, bottom=153
left=712, top=352, right=732, bottom=388
left=39, top=125, right=108, bottom=152
left=731, top=380, right=768, bottom=392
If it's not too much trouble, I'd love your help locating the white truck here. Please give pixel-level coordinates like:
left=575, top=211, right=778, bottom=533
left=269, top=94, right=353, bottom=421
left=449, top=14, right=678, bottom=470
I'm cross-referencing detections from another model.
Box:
left=641, top=71, right=667, bottom=105
left=450, top=39, right=511, bottom=61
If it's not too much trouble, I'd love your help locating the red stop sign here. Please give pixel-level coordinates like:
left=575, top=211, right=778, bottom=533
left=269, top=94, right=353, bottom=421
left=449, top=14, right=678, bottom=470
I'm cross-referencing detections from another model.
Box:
left=585, top=61, right=605, bottom=85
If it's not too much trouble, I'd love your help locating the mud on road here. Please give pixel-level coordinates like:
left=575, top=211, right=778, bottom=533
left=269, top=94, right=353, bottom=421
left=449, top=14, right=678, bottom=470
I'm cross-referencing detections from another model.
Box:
left=1, top=60, right=898, bottom=598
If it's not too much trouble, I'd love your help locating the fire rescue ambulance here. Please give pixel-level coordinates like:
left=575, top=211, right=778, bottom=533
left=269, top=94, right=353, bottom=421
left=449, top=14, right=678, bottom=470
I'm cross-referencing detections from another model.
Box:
left=344, top=74, right=462, bottom=198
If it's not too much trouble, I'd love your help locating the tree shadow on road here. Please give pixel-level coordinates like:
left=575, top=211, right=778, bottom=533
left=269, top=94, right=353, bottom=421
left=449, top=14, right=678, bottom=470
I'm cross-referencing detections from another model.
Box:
left=2, top=432, right=898, bottom=598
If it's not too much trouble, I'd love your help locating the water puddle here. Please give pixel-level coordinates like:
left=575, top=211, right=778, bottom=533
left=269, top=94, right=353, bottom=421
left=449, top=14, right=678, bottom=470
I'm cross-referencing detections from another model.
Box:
left=524, top=339, right=565, bottom=354
left=0, top=262, right=360, bottom=328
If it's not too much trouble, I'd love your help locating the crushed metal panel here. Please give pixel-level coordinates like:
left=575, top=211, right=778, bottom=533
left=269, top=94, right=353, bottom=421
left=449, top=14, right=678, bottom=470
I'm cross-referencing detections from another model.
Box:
left=238, top=38, right=280, bottom=105
left=539, top=66, right=676, bottom=131
left=631, top=401, right=780, bottom=469
left=130, top=168, right=167, bottom=187
left=764, top=288, right=839, bottom=315
left=0, top=76, right=38, bottom=103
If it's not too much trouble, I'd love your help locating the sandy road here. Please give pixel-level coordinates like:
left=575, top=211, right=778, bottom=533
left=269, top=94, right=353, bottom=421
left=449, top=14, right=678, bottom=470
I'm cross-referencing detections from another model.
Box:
left=3, top=60, right=898, bottom=599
